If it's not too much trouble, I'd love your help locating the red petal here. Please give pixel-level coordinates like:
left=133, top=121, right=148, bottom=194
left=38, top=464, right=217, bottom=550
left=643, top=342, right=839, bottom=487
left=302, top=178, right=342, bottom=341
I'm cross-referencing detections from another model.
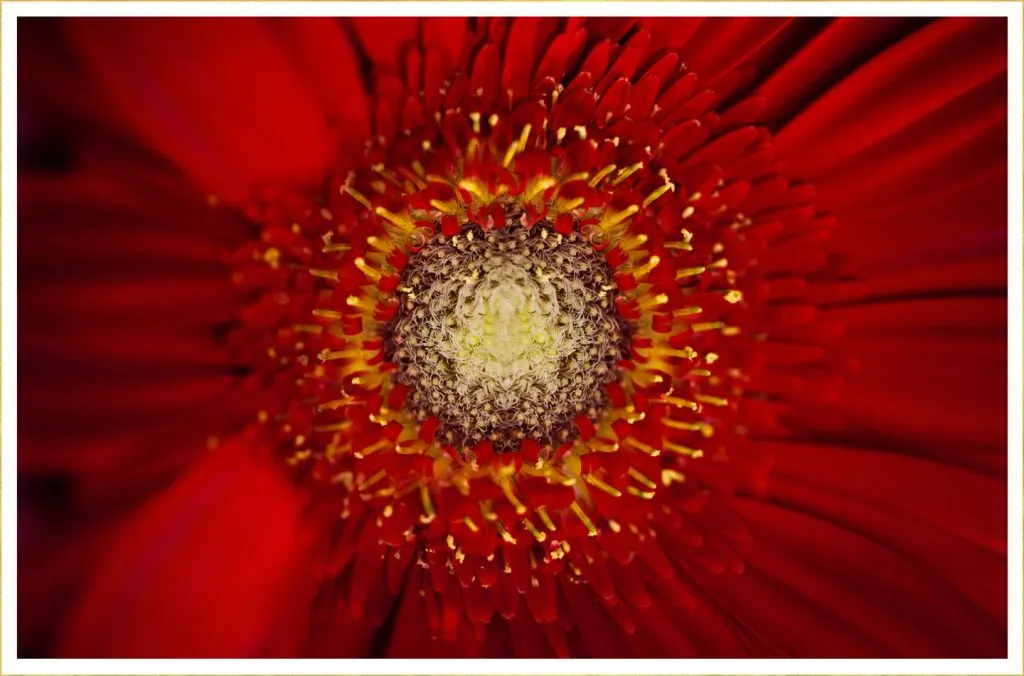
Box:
left=66, top=18, right=361, bottom=201
left=58, top=438, right=316, bottom=656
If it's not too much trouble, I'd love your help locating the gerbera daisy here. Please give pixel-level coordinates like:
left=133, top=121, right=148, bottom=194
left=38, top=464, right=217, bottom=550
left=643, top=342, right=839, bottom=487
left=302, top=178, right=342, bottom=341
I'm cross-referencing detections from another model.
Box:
left=15, top=12, right=1011, bottom=659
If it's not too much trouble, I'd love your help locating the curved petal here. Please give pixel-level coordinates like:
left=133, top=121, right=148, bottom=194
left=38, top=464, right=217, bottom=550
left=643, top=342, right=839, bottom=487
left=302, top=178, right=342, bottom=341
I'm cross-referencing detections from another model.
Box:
left=776, top=17, right=1007, bottom=177
left=57, top=437, right=317, bottom=657
left=61, top=18, right=370, bottom=201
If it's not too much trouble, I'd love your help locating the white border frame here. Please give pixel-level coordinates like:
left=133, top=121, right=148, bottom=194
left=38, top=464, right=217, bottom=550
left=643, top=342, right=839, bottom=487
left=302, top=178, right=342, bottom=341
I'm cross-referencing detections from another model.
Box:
left=2, top=2, right=1021, bottom=675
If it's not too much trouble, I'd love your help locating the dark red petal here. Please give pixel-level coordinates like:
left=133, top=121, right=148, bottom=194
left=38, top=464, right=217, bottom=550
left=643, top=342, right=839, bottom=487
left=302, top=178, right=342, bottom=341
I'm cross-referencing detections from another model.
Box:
left=65, top=18, right=359, bottom=201
left=777, top=17, right=1007, bottom=177
left=58, top=438, right=316, bottom=657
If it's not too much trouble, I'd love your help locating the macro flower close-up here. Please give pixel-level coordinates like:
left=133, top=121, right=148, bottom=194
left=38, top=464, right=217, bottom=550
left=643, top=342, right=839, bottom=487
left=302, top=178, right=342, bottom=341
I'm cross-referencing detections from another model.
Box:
left=14, top=10, right=1011, bottom=660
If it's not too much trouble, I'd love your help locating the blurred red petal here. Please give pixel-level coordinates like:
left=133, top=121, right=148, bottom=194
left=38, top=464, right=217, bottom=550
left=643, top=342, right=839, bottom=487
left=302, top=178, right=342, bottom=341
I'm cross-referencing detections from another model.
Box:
left=64, top=18, right=368, bottom=201
left=58, top=438, right=316, bottom=657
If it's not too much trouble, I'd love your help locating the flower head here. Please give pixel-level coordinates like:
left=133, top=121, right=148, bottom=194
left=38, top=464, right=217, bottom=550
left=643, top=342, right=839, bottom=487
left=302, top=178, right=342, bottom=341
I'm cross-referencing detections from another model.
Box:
left=17, top=14, right=1009, bottom=659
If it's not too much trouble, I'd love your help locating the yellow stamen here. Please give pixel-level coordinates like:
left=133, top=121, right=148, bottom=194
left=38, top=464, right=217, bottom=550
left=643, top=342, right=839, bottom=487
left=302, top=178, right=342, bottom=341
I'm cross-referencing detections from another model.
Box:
left=638, top=293, right=669, bottom=310
left=309, top=269, right=339, bottom=282
left=588, top=164, right=617, bottom=187
left=322, top=243, right=351, bottom=254
left=634, top=255, right=661, bottom=278
left=626, top=487, right=655, bottom=499
left=358, top=469, right=387, bottom=491
left=536, top=506, right=557, bottom=532
left=570, top=502, right=599, bottom=537
left=522, top=518, right=547, bottom=542
left=628, top=467, right=657, bottom=490
left=374, top=206, right=414, bottom=230
left=675, top=266, right=706, bottom=281
left=500, top=479, right=528, bottom=515
left=342, top=186, right=373, bottom=210
left=643, top=182, right=674, bottom=208
left=692, top=321, right=726, bottom=332
left=345, top=295, right=374, bottom=311
left=420, top=484, right=436, bottom=523
left=585, top=474, right=622, bottom=497
left=625, top=438, right=661, bottom=456
left=662, top=469, right=687, bottom=485
left=695, top=394, right=729, bottom=407
left=312, top=308, right=342, bottom=320
left=664, top=396, right=700, bottom=410
left=354, top=257, right=381, bottom=282
left=603, top=204, right=639, bottom=228
left=611, top=162, right=644, bottom=186
left=463, top=515, right=480, bottom=532
left=355, top=438, right=391, bottom=459
left=664, top=441, right=703, bottom=457
left=494, top=520, right=518, bottom=544
left=429, top=199, right=459, bottom=215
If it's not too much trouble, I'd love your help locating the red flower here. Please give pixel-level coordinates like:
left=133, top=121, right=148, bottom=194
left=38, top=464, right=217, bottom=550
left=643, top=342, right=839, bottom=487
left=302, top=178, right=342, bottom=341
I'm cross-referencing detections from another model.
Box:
left=18, top=16, right=1008, bottom=658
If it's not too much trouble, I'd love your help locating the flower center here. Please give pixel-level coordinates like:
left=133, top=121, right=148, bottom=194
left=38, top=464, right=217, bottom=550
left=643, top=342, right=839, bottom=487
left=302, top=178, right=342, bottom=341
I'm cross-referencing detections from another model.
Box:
left=386, top=220, right=629, bottom=453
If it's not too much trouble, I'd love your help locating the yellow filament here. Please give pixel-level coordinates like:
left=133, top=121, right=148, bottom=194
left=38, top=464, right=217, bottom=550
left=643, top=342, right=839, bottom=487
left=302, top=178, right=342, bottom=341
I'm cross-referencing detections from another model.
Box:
left=345, top=295, right=374, bottom=311
left=358, top=469, right=387, bottom=491
left=661, top=469, right=687, bottom=486
left=695, top=394, right=729, bottom=407
left=664, top=441, right=703, bottom=457
left=494, top=520, right=518, bottom=544
left=675, top=266, right=706, bottom=280
left=611, top=162, right=644, bottom=186
left=312, top=308, right=342, bottom=319
left=626, top=487, right=655, bottom=499
left=355, top=438, right=391, bottom=459
left=603, top=204, right=639, bottom=228
left=342, top=186, right=373, bottom=210
left=634, top=255, right=661, bottom=278
left=664, top=396, right=700, bottom=410
left=309, top=269, right=339, bottom=281
left=354, top=257, right=381, bottom=282
left=570, top=502, right=599, bottom=537
left=585, top=474, right=622, bottom=497
left=625, top=438, right=661, bottom=456
left=420, top=484, right=436, bottom=523
left=588, top=164, right=617, bottom=187
left=643, top=182, right=673, bottom=208
left=429, top=199, right=459, bottom=215
left=536, top=506, right=557, bottom=532
left=692, top=321, right=726, bottom=332
left=463, top=516, right=480, bottom=532
left=374, top=206, right=415, bottom=231
left=638, top=293, right=669, bottom=310
left=522, top=518, right=547, bottom=542
left=628, top=467, right=657, bottom=490
left=500, top=480, right=528, bottom=515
